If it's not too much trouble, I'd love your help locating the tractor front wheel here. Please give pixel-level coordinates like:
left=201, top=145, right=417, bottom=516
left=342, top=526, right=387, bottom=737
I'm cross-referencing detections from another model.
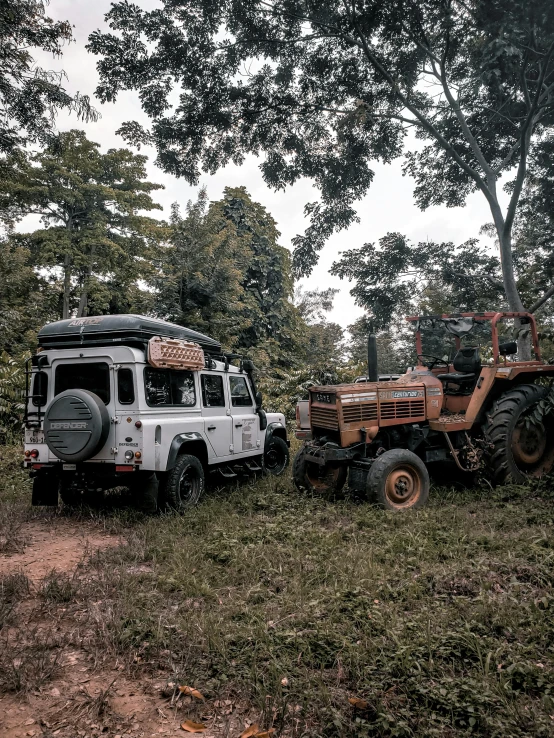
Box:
left=292, top=449, right=347, bottom=499
left=484, top=384, right=554, bottom=484
left=367, top=449, right=429, bottom=510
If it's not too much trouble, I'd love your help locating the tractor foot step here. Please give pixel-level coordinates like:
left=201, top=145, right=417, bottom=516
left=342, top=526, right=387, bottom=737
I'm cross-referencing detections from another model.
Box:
left=218, top=465, right=238, bottom=479
left=244, top=461, right=263, bottom=472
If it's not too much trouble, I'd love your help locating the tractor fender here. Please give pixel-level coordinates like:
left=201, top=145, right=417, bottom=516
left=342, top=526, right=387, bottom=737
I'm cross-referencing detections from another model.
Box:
left=265, top=422, right=288, bottom=451
left=166, top=432, right=208, bottom=471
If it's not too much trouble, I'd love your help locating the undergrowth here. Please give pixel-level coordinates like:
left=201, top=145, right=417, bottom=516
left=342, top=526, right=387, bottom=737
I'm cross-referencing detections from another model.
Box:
left=1, top=447, right=554, bottom=735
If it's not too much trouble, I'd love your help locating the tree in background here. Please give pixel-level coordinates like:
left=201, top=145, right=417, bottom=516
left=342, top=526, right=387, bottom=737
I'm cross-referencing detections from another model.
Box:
left=348, top=315, right=414, bottom=374
left=0, top=1, right=97, bottom=156
left=156, top=186, right=301, bottom=370
left=0, top=130, right=166, bottom=318
left=294, top=287, right=345, bottom=368
left=89, top=0, right=554, bottom=334
left=0, top=237, right=57, bottom=355
left=332, top=233, right=503, bottom=329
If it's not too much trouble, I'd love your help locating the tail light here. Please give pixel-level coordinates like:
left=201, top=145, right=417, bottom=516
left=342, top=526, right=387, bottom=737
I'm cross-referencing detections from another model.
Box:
left=30, top=449, right=39, bottom=459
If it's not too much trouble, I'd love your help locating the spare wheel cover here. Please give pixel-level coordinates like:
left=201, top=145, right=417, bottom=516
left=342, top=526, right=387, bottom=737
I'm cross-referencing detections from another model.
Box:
left=44, top=389, right=110, bottom=462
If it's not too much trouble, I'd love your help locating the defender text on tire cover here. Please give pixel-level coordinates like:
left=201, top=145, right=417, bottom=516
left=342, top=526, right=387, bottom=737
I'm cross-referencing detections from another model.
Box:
left=44, top=389, right=110, bottom=463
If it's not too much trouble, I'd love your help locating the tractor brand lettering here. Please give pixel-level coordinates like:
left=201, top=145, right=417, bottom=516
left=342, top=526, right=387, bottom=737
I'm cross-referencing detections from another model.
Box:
left=50, top=422, right=88, bottom=429
left=315, top=393, right=335, bottom=403
left=391, top=390, right=422, bottom=399
left=68, top=317, right=103, bottom=326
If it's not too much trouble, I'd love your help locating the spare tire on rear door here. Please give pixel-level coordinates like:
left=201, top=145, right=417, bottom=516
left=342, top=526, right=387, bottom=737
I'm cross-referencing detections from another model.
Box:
left=44, top=389, right=110, bottom=463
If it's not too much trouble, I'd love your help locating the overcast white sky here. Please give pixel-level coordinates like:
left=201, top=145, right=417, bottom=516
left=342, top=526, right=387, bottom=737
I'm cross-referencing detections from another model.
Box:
left=32, top=0, right=502, bottom=330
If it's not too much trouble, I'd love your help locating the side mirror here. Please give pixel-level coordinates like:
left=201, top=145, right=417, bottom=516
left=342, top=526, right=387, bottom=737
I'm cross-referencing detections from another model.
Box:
left=499, top=341, right=517, bottom=356
left=255, top=391, right=263, bottom=409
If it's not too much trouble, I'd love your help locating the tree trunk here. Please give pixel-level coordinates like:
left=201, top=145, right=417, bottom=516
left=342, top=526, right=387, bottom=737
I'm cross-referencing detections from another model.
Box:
left=77, top=246, right=95, bottom=318
left=62, top=254, right=71, bottom=320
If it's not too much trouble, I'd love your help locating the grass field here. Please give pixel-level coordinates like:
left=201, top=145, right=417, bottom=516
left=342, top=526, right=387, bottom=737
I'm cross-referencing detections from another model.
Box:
left=1, top=444, right=554, bottom=737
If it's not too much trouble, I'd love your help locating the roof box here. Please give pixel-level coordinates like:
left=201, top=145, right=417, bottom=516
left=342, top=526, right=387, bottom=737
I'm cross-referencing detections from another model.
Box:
left=37, top=314, right=222, bottom=354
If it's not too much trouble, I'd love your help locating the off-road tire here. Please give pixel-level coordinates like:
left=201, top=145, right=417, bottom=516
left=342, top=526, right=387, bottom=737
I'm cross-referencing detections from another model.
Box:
left=483, top=383, right=554, bottom=484
left=263, top=436, right=290, bottom=476
left=292, top=448, right=347, bottom=499
left=164, top=454, right=205, bottom=511
left=367, top=449, right=429, bottom=510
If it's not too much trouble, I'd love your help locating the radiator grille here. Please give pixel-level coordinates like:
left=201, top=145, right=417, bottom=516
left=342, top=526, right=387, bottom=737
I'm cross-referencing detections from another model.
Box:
left=310, top=406, right=339, bottom=430
left=342, top=403, right=378, bottom=423
left=380, top=399, right=425, bottom=420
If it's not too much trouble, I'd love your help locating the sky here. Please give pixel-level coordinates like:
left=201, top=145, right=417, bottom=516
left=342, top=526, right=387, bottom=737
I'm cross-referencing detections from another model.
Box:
left=31, top=0, right=503, bottom=330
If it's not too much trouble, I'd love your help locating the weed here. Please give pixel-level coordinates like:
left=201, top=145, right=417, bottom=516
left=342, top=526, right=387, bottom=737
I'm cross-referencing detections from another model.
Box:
left=39, top=570, right=81, bottom=603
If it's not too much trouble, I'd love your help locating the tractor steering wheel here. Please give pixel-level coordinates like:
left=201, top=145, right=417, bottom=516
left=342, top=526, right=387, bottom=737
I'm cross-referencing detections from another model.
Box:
left=417, top=354, right=448, bottom=370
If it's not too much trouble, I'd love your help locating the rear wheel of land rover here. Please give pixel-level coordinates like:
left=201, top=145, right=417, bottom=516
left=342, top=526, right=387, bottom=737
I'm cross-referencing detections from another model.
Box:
left=292, top=449, right=347, bottom=498
left=367, top=449, right=429, bottom=510
left=165, top=454, right=205, bottom=511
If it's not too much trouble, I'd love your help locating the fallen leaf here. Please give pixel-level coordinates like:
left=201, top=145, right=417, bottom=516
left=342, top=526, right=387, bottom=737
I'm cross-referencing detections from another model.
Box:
left=256, top=731, right=275, bottom=738
left=348, top=697, right=369, bottom=710
left=181, top=720, right=207, bottom=733
left=179, top=685, right=205, bottom=700
left=280, top=677, right=289, bottom=686
left=240, top=724, right=260, bottom=738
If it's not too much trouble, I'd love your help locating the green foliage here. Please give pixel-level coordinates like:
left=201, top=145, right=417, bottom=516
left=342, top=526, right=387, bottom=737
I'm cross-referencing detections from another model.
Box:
left=0, top=352, right=26, bottom=443
left=88, top=0, right=554, bottom=317
left=0, top=1, right=97, bottom=155
left=156, top=186, right=302, bottom=370
left=0, top=130, right=166, bottom=318
left=0, top=237, right=57, bottom=354
left=332, top=233, right=503, bottom=330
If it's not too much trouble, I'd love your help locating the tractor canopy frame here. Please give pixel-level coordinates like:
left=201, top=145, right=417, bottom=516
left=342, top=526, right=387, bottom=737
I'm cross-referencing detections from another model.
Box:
left=405, top=312, right=541, bottom=365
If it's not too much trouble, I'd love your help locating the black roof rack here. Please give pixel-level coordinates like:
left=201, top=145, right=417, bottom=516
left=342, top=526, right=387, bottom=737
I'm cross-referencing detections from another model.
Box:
left=37, top=314, right=222, bottom=354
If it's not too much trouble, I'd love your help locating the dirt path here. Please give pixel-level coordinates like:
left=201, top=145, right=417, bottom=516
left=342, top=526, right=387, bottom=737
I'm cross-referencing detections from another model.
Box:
left=0, top=519, right=256, bottom=738
left=0, top=519, right=119, bottom=581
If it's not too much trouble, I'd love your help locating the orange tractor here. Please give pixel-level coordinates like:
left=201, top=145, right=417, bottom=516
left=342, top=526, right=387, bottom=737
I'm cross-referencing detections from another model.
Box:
left=293, top=312, right=554, bottom=508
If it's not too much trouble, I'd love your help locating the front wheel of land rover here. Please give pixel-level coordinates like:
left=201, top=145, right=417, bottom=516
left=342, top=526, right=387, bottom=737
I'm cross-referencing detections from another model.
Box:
left=164, top=454, right=205, bottom=511
left=263, top=436, right=290, bottom=476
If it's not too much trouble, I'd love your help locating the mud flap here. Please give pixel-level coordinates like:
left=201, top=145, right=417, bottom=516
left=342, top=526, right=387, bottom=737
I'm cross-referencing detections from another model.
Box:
left=134, top=472, right=159, bottom=514
left=32, top=473, right=59, bottom=506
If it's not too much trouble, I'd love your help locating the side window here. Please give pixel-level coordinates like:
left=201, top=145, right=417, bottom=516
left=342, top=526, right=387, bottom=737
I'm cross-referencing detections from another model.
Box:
left=229, top=376, right=253, bottom=407
left=32, top=371, right=48, bottom=407
left=118, top=368, right=135, bottom=404
left=201, top=375, right=225, bottom=407
left=144, top=368, right=196, bottom=406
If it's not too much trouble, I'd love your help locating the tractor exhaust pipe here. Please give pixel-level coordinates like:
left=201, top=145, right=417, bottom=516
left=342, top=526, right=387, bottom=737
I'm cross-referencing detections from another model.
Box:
left=367, top=325, right=378, bottom=383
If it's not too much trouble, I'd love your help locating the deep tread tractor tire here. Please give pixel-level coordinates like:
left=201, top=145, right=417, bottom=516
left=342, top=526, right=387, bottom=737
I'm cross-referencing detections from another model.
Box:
left=164, top=454, right=205, bottom=511
left=263, top=436, right=290, bottom=476
left=367, top=449, right=429, bottom=510
left=292, top=448, right=347, bottom=499
left=483, top=384, right=554, bottom=484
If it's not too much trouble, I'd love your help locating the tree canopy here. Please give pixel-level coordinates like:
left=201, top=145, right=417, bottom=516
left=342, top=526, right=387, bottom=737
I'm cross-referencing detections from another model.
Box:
left=0, top=129, right=165, bottom=319
left=88, top=0, right=554, bottom=322
left=0, top=0, right=97, bottom=155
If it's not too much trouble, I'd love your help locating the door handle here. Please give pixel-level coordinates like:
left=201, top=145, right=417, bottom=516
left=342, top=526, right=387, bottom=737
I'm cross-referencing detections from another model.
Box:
left=207, top=425, right=216, bottom=431
left=235, top=422, right=243, bottom=428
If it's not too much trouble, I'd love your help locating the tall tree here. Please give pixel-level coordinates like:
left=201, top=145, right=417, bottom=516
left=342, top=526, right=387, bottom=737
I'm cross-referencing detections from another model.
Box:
left=0, top=0, right=97, bottom=155
left=294, top=287, right=345, bottom=366
left=0, top=130, right=165, bottom=318
left=156, top=187, right=301, bottom=369
left=88, top=0, right=554, bottom=335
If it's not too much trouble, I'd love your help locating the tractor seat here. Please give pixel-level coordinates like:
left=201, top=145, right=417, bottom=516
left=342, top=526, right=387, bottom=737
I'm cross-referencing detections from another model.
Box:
left=436, top=347, right=481, bottom=385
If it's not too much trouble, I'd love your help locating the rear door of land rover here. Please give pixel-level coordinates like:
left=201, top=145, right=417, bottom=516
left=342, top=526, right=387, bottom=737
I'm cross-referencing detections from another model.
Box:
left=51, top=357, right=116, bottom=463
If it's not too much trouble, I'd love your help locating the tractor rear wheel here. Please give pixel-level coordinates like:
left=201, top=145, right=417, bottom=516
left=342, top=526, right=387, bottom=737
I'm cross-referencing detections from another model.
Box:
left=483, top=384, right=554, bottom=484
left=367, top=449, right=429, bottom=510
left=292, top=449, right=347, bottom=499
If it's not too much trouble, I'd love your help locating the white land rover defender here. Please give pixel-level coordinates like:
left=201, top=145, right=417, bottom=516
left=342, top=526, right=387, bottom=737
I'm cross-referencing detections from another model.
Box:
left=24, top=315, right=289, bottom=511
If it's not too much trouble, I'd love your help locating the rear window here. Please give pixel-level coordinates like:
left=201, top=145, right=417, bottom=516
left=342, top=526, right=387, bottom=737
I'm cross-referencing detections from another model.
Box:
left=55, top=362, right=110, bottom=404
left=118, top=368, right=135, bottom=404
left=144, top=368, right=196, bottom=407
